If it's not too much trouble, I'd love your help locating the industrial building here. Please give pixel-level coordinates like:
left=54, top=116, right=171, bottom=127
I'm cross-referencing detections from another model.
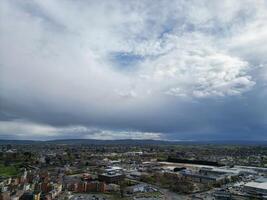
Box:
left=244, top=178, right=267, bottom=197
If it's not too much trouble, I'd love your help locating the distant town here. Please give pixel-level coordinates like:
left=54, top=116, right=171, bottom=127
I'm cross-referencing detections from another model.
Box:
left=0, top=140, right=266, bottom=200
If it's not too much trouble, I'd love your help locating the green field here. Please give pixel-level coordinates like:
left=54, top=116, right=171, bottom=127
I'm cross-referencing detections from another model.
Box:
left=0, top=164, right=19, bottom=177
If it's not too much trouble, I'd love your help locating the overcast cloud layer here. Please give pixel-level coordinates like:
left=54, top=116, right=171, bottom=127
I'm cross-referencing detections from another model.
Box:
left=0, top=0, right=267, bottom=140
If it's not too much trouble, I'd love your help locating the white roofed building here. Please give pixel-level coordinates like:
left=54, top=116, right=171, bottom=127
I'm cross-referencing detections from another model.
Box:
left=244, top=180, right=267, bottom=197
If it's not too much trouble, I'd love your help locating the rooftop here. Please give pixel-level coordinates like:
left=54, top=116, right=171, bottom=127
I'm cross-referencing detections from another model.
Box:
left=100, top=173, right=123, bottom=177
left=245, top=182, right=267, bottom=190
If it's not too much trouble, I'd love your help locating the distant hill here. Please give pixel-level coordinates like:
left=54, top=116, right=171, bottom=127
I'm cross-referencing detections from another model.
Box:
left=45, top=139, right=171, bottom=145
left=0, top=139, right=173, bottom=145
left=0, top=139, right=266, bottom=145
left=0, top=140, right=41, bottom=145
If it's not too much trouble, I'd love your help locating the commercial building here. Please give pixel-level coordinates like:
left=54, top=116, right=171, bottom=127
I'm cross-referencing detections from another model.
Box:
left=244, top=180, right=267, bottom=197
left=182, top=172, right=225, bottom=184
left=98, top=173, right=124, bottom=184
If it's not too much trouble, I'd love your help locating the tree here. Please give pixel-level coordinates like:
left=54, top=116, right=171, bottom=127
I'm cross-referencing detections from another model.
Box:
left=171, top=181, right=194, bottom=194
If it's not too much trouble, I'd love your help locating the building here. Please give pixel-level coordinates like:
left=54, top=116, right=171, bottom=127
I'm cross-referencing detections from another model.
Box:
left=40, top=183, right=51, bottom=193
left=182, top=172, right=225, bottom=184
left=0, top=192, right=10, bottom=200
left=85, top=181, right=106, bottom=193
left=106, top=184, right=120, bottom=192
left=199, top=167, right=239, bottom=177
left=244, top=181, right=267, bottom=197
left=180, top=167, right=240, bottom=184
left=104, top=166, right=123, bottom=174
left=98, top=173, right=124, bottom=184
left=23, top=184, right=31, bottom=191
left=33, top=192, right=41, bottom=200
left=19, top=192, right=34, bottom=200
left=126, top=184, right=146, bottom=194
left=77, top=182, right=87, bottom=193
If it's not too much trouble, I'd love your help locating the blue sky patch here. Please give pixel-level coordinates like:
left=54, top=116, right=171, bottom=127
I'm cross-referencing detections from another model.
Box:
left=110, top=52, right=144, bottom=70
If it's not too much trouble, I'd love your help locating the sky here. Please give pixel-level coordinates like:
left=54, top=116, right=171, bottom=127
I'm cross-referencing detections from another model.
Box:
left=0, top=0, right=267, bottom=141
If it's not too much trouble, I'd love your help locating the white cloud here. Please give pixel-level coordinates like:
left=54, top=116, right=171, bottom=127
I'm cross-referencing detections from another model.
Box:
left=83, top=130, right=162, bottom=140
left=0, top=0, right=262, bottom=105
left=0, top=120, right=58, bottom=139
left=135, top=33, right=255, bottom=98
left=0, top=0, right=266, bottom=139
left=0, top=120, right=163, bottom=140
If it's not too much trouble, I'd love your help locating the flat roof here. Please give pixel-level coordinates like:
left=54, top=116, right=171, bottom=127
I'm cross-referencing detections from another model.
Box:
left=201, top=167, right=240, bottom=174
left=256, top=177, right=267, bottom=183
left=245, top=182, right=267, bottom=190
left=100, top=173, right=123, bottom=177
left=181, top=172, right=223, bottom=180
left=105, top=166, right=122, bottom=171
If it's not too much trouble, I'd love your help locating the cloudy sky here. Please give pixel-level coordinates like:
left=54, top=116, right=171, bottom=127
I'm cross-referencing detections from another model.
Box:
left=0, top=0, right=267, bottom=140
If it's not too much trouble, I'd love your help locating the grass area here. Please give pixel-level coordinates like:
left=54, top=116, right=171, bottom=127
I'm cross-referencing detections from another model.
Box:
left=135, top=191, right=163, bottom=198
left=0, top=164, right=19, bottom=177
